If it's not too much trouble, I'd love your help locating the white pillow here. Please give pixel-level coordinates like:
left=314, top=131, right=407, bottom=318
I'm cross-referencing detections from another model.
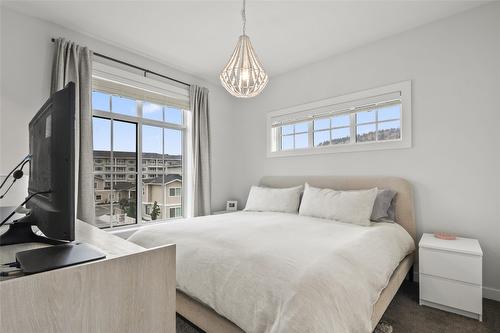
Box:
left=244, top=185, right=303, bottom=213
left=299, top=183, right=378, bottom=226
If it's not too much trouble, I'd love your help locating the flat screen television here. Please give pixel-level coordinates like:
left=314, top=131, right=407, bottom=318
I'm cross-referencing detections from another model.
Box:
left=0, top=82, right=76, bottom=245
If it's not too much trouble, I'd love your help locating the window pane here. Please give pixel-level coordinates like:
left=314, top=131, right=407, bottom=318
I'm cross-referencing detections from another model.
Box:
left=93, top=117, right=111, bottom=152
left=93, top=115, right=111, bottom=215
left=356, top=124, right=376, bottom=142
left=356, top=110, right=376, bottom=124
left=314, top=118, right=330, bottom=131
left=142, top=125, right=162, bottom=154
left=165, top=156, right=181, bottom=175
left=165, top=107, right=183, bottom=125
left=282, top=124, right=293, bottom=135
left=294, top=122, right=308, bottom=133
left=282, top=135, right=293, bottom=150
left=143, top=102, right=163, bottom=121
left=332, top=114, right=350, bottom=127
left=164, top=128, right=182, bottom=156
left=314, top=130, right=330, bottom=147
left=142, top=124, right=163, bottom=204
left=92, top=91, right=110, bottom=111
left=164, top=128, right=183, bottom=219
left=112, top=175, right=137, bottom=226
left=377, top=120, right=401, bottom=141
left=113, top=121, right=136, bottom=152
left=142, top=174, right=166, bottom=221
left=332, top=127, right=350, bottom=144
left=94, top=175, right=110, bottom=228
left=112, top=96, right=136, bottom=116
left=295, top=133, right=308, bottom=149
left=164, top=176, right=182, bottom=219
left=378, top=104, right=401, bottom=121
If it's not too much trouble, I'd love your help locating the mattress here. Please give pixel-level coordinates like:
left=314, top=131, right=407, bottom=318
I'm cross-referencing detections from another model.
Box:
left=128, top=211, right=415, bottom=333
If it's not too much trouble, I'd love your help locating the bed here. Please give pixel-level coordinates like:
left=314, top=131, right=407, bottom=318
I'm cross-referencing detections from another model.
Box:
left=129, top=176, right=416, bottom=333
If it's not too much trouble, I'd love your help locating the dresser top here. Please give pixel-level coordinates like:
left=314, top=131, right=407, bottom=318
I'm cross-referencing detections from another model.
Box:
left=419, top=233, right=482, bottom=256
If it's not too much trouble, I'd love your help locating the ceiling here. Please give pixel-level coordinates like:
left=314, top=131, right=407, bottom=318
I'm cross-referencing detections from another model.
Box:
left=2, top=1, right=486, bottom=84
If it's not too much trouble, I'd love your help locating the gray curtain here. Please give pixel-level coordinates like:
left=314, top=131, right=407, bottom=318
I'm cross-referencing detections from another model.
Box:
left=51, top=38, right=95, bottom=224
left=190, top=85, right=211, bottom=216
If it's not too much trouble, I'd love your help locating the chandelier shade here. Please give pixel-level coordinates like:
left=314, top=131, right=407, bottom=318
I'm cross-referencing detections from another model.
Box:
left=219, top=0, right=268, bottom=98
left=220, top=35, right=268, bottom=98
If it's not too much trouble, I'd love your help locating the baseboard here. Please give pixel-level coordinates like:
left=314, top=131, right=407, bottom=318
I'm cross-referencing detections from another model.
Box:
left=483, top=286, right=500, bottom=302
left=412, top=268, right=500, bottom=302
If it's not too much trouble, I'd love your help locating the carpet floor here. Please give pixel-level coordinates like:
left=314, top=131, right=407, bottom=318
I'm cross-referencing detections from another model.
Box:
left=176, top=281, right=500, bottom=332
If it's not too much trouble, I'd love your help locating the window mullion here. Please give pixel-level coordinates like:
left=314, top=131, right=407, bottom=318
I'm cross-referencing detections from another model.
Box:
left=329, top=118, right=332, bottom=143
left=307, top=121, right=313, bottom=148
left=137, top=106, right=143, bottom=225
left=277, top=127, right=282, bottom=151
left=109, top=117, right=114, bottom=228
left=349, top=113, right=356, bottom=144
left=162, top=126, right=166, bottom=220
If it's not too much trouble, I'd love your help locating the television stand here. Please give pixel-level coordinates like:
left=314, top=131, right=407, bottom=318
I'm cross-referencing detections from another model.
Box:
left=0, top=218, right=65, bottom=246
left=0, top=220, right=176, bottom=332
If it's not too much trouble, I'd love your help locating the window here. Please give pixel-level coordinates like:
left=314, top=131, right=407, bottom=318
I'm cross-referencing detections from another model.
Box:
left=92, top=62, right=189, bottom=228
left=169, top=187, right=181, bottom=197
left=169, top=207, right=182, bottom=218
left=267, top=81, right=411, bottom=157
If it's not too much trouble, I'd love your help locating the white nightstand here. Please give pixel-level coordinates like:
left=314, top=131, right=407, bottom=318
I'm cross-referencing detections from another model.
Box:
left=419, top=233, right=483, bottom=321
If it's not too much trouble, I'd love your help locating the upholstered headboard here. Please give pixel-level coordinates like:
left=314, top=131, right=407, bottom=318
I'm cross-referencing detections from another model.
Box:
left=259, top=176, right=416, bottom=242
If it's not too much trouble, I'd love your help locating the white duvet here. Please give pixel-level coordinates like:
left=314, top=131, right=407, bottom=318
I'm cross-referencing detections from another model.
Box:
left=128, top=212, right=415, bottom=333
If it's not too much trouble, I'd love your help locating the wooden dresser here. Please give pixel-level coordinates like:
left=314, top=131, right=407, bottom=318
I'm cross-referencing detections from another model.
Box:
left=0, top=220, right=176, bottom=333
left=419, top=233, right=482, bottom=321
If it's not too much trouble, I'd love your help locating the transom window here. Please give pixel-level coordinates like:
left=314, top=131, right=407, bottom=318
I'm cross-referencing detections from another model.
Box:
left=268, top=81, right=411, bottom=157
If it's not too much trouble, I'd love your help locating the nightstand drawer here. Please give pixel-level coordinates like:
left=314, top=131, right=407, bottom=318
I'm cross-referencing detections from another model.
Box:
left=419, top=247, right=481, bottom=284
left=420, top=274, right=482, bottom=314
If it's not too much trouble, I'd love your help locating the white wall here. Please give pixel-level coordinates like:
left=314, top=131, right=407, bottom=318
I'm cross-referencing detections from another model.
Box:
left=231, top=3, right=500, bottom=298
left=0, top=6, right=235, bottom=212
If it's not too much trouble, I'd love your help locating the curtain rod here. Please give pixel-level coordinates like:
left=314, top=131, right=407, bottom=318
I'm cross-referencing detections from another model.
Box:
left=50, top=38, right=190, bottom=87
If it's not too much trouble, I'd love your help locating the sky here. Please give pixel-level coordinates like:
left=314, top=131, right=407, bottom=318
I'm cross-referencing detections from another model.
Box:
left=92, top=92, right=183, bottom=156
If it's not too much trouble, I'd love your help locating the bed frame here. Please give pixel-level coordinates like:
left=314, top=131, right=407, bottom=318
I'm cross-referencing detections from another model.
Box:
left=177, top=176, right=417, bottom=332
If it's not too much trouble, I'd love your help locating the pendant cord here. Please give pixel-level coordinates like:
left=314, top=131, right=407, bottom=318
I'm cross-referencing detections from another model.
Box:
left=241, top=0, right=246, bottom=35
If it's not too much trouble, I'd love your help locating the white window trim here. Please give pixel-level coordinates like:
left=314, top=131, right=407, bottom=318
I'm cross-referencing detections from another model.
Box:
left=266, top=81, right=412, bottom=157
left=93, top=62, right=189, bottom=109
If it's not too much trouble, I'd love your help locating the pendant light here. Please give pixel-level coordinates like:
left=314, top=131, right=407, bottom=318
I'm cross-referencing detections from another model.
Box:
left=220, top=0, right=268, bottom=98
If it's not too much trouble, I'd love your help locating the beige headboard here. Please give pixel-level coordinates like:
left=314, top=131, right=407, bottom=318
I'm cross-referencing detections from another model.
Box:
left=259, top=176, right=416, bottom=242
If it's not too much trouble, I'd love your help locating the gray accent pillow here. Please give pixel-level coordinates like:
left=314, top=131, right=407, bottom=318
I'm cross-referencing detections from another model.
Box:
left=371, top=189, right=397, bottom=222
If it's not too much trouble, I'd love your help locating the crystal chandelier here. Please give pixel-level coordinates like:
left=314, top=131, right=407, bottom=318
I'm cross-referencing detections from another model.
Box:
left=220, top=0, right=268, bottom=98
